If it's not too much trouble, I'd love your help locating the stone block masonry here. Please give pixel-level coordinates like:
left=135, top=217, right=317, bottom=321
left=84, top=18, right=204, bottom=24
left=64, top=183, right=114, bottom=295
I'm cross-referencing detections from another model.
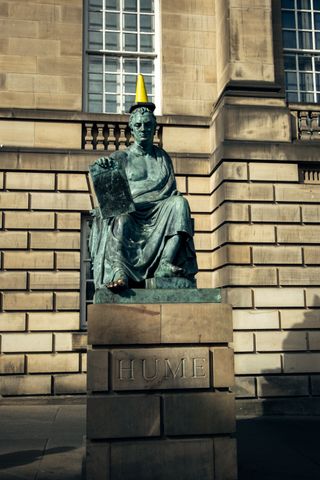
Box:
left=0, top=0, right=82, bottom=111
left=205, top=155, right=320, bottom=412
left=0, top=152, right=93, bottom=397
left=1, top=0, right=319, bottom=419
left=1, top=147, right=320, bottom=411
left=86, top=301, right=237, bottom=480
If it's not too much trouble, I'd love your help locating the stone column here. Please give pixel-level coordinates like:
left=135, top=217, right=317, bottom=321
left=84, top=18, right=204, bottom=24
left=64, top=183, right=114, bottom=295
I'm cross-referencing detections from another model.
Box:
left=86, top=291, right=237, bottom=480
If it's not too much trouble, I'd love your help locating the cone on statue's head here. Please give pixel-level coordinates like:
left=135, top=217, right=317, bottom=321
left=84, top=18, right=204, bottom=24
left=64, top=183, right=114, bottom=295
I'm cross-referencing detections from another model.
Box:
left=129, top=74, right=156, bottom=113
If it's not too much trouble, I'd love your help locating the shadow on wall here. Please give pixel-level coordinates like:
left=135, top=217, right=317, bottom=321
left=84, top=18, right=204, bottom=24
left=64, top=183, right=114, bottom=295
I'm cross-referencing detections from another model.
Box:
left=237, top=296, right=320, bottom=480
left=259, top=295, right=320, bottom=411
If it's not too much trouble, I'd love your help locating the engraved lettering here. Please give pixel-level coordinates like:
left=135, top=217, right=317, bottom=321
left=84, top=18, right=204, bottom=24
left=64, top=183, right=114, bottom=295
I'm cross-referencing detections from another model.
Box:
left=112, top=348, right=210, bottom=390
left=142, top=358, right=160, bottom=380
left=164, top=358, right=186, bottom=379
left=192, top=357, right=206, bottom=378
left=119, top=359, right=134, bottom=380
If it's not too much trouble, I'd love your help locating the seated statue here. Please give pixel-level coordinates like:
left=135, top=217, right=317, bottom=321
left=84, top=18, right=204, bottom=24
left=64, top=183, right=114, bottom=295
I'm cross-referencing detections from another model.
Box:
left=89, top=76, right=198, bottom=291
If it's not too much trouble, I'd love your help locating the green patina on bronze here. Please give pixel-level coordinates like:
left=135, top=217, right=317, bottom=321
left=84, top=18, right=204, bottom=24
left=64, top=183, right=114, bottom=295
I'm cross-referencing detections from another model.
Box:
left=89, top=106, right=198, bottom=292
left=94, top=288, right=221, bottom=304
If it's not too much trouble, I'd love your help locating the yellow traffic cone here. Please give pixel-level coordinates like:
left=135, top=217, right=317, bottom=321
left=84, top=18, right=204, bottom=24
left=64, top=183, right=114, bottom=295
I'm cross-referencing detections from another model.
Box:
left=129, top=74, right=155, bottom=113
left=135, top=74, right=148, bottom=103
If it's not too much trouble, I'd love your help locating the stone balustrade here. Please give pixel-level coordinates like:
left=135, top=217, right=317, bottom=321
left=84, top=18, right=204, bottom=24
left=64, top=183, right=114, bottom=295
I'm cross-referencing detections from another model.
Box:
left=292, top=108, right=320, bottom=141
left=82, top=121, right=163, bottom=150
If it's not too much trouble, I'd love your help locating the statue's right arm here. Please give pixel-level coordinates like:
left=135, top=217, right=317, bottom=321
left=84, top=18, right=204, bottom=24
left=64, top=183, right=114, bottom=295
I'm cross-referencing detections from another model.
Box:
left=94, top=156, right=116, bottom=170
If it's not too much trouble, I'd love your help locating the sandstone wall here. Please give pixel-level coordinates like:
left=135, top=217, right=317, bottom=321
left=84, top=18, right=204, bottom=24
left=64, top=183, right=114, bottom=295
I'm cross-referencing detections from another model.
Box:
left=0, top=0, right=82, bottom=110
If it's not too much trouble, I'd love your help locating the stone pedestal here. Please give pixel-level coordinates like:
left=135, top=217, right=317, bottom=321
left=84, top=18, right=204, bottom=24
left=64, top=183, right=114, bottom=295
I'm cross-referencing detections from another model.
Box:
left=86, top=290, right=237, bottom=480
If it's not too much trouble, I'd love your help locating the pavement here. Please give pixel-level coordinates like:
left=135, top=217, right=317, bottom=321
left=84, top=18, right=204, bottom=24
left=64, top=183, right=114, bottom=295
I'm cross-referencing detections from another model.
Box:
left=0, top=399, right=320, bottom=480
left=0, top=400, right=86, bottom=480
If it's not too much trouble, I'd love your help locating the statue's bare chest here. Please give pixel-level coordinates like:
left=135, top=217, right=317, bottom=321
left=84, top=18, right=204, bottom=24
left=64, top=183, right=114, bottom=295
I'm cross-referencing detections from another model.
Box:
left=126, top=154, right=161, bottom=183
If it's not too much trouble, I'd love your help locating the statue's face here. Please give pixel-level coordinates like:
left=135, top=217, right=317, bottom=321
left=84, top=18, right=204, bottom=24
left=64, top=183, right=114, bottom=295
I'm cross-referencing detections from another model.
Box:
left=131, top=111, right=156, bottom=147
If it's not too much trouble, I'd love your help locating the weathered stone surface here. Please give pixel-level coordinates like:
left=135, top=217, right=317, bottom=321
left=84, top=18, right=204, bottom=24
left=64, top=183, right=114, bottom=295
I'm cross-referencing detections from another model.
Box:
left=87, top=350, right=109, bottom=392
left=56, top=292, right=80, bottom=310
left=110, top=439, right=214, bottom=480
left=86, top=442, right=110, bottom=480
left=88, top=304, right=161, bottom=345
left=211, top=347, right=235, bottom=388
left=1, top=333, right=52, bottom=353
left=28, top=312, right=79, bottom=331
left=235, top=353, right=281, bottom=374
left=254, top=288, right=304, bottom=308
left=145, top=277, right=196, bottom=289
left=4, top=211, right=55, bottom=230
left=283, top=353, right=320, bottom=373
left=87, top=395, right=160, bottom=439
left=161, top=303, right=232, bottom=343
left=0, top=232, right=27, bottom=249
left=0, top=313, right=25, bottom=332
left=233, top=309, right=279, bottom=330
left=249, top=162, right=298, bottom=182
left=4, top=251, right=54, bottom=269
left=214, top=437, right=238, bottom=480
left=53, top=373, right=86, bottom=394
left=0, top=375, right=51, bottom=396
left=111, top=347, right=209, bottom=391
left=54, top=333, right=73, bottom=352
left=311, top=376, right=320, bottom=395
left=3, top=292, right=53, bottom=311
left=0, top=354, right=24, bottom=374
left=233, top=332, right=254, bottom=352
left=257, top=375, right=309, bottom=397
left=94, top=287, right=221, bottom=304
left=27, top=353, right=79, bottom=373
left=163, top=393, right=236, bottom=435
left=235, top=376, right=256, bottom=398
left=256, top=331, right=306, bottom=351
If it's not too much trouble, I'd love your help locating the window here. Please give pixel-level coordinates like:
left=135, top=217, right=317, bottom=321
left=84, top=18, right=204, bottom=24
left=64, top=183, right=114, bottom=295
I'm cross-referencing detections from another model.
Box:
left=282, top=0, right=320, bottom=103
left=85, top=0, right=160, bottom=114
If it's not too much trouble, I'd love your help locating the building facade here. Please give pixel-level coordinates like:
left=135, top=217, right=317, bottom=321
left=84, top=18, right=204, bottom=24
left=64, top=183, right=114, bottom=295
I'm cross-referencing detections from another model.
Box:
left=0, top=0, right=320, bottom=414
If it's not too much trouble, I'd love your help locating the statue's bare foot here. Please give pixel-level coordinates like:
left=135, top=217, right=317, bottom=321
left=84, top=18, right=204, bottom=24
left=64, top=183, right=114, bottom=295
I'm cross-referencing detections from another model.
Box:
left=155, top=261, right=184, bottom=278
left=106, top=274, right=128, bottom=290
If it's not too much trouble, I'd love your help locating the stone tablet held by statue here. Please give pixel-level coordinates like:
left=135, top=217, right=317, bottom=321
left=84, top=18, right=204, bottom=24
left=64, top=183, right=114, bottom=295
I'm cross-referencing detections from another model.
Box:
left=89, top=159, right=135, bottom=219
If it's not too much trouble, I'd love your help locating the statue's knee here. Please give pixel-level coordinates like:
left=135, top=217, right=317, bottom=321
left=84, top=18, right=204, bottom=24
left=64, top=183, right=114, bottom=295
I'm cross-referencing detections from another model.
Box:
left=115, top=214, right=130, bottom=235
left=172, top=195, right=188, bottom=213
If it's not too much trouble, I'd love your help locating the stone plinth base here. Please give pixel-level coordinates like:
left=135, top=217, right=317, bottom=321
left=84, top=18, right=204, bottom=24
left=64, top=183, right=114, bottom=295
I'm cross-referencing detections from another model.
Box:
left=94, top=286, right=221, bottom=304
left=86, top=297, right=237, bottom=480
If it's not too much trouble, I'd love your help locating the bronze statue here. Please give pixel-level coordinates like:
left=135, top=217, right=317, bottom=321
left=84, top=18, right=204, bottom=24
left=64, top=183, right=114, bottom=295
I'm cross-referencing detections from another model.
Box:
left=89, top=76, right=198, bottom=291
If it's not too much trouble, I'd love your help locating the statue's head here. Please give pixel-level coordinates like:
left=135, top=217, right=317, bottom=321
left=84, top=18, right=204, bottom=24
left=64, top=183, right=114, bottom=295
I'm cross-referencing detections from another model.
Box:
left=129, top=107, right=157, bottom=148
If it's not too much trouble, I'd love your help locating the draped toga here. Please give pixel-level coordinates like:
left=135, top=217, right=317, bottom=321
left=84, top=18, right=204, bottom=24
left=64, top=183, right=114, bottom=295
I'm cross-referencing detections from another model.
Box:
left=89, top=144, right=198, bottom=288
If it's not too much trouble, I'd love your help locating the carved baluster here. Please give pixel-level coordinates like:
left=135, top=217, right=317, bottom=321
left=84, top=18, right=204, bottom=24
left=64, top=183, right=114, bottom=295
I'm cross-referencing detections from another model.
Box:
left=125, top=125, right=132, bottom=146
left=114, top=123, right=121, bottom=150
left=299, top=111, right=311, bottom=140
left=311, top=112, right=320, bottom=140
left=155, top=125, right=163, bottom=148
left=107, top=123, right=116, bottom=152
left=154, top=126, right=159, bottom=146
left=84, top=122, right=94, bottom=150
left=96, top=123, right=105, bottom=150
left=118, top=123, right=127, bottom=150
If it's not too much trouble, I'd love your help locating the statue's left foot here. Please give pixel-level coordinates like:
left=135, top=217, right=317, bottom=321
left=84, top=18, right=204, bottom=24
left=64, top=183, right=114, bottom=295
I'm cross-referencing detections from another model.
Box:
left=155, top=261, right=184, bottom=278
left=106, top=275, right=128, bottom=290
